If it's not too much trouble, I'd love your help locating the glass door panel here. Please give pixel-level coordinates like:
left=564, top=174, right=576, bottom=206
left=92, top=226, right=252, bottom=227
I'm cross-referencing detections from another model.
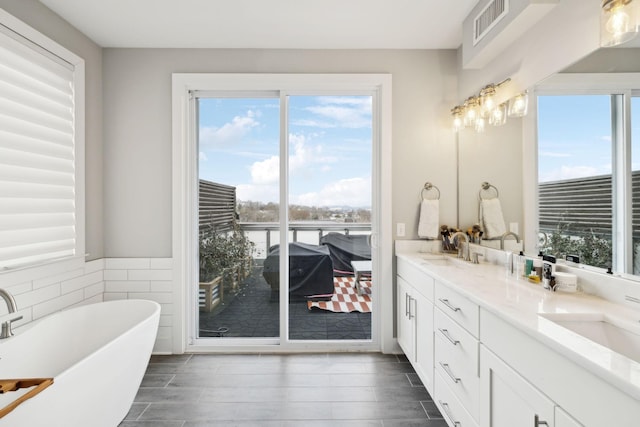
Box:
left=286, top=95, right=373, bottom=341
left=197, top=96, right=280, bottom=340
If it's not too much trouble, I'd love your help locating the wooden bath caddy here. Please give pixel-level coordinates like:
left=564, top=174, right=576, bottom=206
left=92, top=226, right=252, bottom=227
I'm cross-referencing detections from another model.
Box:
left=0, top=378, right=53, bottom=418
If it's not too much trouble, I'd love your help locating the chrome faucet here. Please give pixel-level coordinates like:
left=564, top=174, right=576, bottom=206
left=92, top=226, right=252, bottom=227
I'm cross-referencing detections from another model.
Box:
left=500, top=231, right=520, bottom=250
left=0, top=288, right=22, bottom=339
left=451, top=231, right=471, bottom=262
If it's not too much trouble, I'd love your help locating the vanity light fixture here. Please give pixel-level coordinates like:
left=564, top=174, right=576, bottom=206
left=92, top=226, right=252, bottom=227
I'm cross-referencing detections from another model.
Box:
left=450, top=77, right=526, bottom=133
left=601, top=0, right=640, bottom=47
left=507, top=91, right=529, bottom=118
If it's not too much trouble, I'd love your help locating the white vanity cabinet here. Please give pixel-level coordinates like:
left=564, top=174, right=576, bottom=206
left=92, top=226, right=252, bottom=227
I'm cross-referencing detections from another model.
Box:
left=396, top=257, right=435, bottom=393
left=396, top=253, right=638, bottom=427
left=480, top=345, right=555, bottom=427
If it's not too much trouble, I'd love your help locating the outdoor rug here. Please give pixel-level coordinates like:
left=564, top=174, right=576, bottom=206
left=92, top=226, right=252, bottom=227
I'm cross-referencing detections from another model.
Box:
left=307, top=276, right=371, bottom=313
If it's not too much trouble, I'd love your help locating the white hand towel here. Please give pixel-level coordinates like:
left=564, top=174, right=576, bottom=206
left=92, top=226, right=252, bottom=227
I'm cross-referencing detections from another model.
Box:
left=418, top=199, right=439, bottom=239
left=480, top=198, right=507, bottom=239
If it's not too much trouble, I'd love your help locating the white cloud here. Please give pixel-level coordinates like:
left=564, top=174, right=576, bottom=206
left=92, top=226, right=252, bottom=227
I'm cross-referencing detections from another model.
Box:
left=237, top=183, right=279, bottom=204
left=248, top=133, right=337, bottom=185
left=292, top=177, right=371, bottom=207
left=250, top=155, right=279, bottom=185
left=199, top=152, right=208, bottom=161
left=304, top=96, right=372, bottom=129
left=292, top=119, right=335, bottom=128
left=200, top=110, right=259, bottom=146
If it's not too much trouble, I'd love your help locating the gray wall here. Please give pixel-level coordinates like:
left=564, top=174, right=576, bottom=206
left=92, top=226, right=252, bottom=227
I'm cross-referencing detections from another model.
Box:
left=0, top=0, right=104, bottom=260
left=102, top=49, right=459, bottom=257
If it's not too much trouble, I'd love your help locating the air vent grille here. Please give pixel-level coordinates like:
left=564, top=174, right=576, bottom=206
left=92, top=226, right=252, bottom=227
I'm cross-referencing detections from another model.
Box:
left=474, top=0, right=509, bottom=46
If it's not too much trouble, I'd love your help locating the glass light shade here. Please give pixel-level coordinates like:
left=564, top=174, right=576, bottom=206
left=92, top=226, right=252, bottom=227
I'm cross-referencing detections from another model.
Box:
left=489, top=103, right=508, bottom=126
left=601, top=0, right=640, bottom=47
left=508, top=92, right=529, bottom=118
left=479, top=86, right=497, bottom=118
left=453, top=115, right=463, bottom=132
left=463, top=97, right=479, bottom=127
left=451, top=106, right=464, bottom=132
left=475, top=117, right=486, bottom=133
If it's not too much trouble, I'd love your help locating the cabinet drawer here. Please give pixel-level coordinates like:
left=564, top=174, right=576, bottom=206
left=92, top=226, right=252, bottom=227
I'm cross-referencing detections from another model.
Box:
left=435, top=282, right=479, bottom=337
left=397, top=257, right=435, bottom=301
left=435, top=307, right=479, bottom=372
left=435, top=371, right=478, bottom=427
left=435, top=333, right=479, bottom=420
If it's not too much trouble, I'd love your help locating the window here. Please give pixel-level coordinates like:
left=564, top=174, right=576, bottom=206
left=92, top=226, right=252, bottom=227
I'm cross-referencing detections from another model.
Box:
left=536, top=81, right=640, bottom=276
left=0, top=18, right=84, bottom=271
left=537, top=95, right=613, bottom=269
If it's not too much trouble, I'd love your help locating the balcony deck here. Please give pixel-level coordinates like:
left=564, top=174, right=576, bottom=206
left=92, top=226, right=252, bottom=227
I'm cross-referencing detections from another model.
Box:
left=199, top=264, right=372, bottom=340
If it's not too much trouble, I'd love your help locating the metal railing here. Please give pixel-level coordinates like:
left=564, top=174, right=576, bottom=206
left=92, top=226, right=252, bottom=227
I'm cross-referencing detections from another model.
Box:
left=240, top=222, right=371, bottom=259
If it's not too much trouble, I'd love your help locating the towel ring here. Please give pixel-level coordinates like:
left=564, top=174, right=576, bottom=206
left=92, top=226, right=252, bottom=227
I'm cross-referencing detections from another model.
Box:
left=478, top=181, right=499, bottom=200
left=421, top=182, right=440, bottom=201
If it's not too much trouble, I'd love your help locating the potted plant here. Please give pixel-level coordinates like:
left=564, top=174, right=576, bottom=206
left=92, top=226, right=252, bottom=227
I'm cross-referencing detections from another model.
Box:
left=198, top=224, right=229, bottom=311
left=198, top=218, right=254, bottom=309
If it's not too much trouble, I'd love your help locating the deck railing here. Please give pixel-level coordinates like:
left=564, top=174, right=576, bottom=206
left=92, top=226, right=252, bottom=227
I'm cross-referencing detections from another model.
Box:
left=240, top=222, right=372, bottom=259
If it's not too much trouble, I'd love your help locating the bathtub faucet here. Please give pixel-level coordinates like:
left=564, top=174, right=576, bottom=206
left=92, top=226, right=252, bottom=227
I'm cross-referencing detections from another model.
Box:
left=0, top=288, right=22, bottom=339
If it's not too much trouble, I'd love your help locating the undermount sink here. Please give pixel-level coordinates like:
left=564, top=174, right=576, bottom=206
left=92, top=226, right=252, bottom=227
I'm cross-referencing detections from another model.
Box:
left=419, top=254, right=473, bottom=268
left=420, top=254, right=458, bottom=267
left=538, top=312, right=640, bottom=364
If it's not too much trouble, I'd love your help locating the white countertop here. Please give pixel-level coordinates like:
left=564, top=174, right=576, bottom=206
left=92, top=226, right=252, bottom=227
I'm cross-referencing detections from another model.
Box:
left=396, top=250, right=640, bottom=401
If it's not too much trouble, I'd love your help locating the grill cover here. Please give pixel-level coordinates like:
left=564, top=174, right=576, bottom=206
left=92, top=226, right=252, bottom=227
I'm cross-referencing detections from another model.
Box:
left=262, top=242, right=334, bottom=297
left=320, top=232, right=371, bottom=276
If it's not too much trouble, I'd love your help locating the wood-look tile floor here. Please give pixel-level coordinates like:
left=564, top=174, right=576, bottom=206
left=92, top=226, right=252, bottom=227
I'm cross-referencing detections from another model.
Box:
left=119, top=353, right=446, bottom=427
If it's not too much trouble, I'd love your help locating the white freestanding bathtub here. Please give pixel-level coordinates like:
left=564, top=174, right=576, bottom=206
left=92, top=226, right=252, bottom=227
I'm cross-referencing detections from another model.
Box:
left=0, top=299, right=160, bottom=427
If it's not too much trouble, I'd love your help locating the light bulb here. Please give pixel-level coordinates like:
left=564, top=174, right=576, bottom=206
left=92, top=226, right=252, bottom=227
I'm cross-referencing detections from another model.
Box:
left=489, top=103, right=507, bottom=126
left=606, top=7, right=631, bottom=36
left=453, top=116, right=463, bottom=132
left=601, top=0, right=640, bottom=47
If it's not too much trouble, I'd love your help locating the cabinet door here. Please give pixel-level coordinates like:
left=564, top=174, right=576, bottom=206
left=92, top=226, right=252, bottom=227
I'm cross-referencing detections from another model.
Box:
left=480, top=345, right=554, bottom=427
left=397, top=276, right=415, bottom=363
left=555, top=407, right=583, bottom=427
left=414, top=290, right=434, bottom=393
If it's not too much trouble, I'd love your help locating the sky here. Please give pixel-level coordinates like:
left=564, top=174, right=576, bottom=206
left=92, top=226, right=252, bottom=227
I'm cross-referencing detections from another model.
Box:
left=537, top=95, right=640, bottom=183
left=198, top=95, right=372, bottom=208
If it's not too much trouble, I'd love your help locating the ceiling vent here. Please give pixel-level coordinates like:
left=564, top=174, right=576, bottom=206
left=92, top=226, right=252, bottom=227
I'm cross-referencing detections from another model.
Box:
left=463, top=0, right=559, bottom=69
left=474, top=0, right=509, bottom=46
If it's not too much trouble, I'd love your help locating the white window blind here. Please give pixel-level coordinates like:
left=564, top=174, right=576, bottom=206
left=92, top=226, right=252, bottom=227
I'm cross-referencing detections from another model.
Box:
left=0, top=27, right=76, bottom=270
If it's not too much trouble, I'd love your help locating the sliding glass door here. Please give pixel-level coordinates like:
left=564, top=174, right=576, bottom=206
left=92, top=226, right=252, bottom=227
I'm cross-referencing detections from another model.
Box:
left=195, top=91, right=373, bottom=345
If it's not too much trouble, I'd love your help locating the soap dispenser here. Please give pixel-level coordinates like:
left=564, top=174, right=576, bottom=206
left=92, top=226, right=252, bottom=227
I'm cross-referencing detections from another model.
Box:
left=515, top=251, right=525, bottom=278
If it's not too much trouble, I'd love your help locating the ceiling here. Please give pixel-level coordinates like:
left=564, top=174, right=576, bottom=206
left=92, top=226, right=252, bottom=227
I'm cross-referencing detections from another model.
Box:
left=38, top=0, right=479, bottom=49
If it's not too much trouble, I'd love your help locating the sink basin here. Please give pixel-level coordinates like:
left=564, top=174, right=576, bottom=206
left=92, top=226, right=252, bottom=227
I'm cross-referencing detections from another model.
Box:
left=419, top=254, right=461, bottom=267
left=538, top=313, right=640, bottom=364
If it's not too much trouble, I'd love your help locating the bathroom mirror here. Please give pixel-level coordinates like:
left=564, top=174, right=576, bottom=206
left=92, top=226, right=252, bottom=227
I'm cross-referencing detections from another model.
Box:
left=456, top=42, right=640, bottom=255
left=456, top=39, right=640, bottom=253
left=456, top=108, right=525, bottom=252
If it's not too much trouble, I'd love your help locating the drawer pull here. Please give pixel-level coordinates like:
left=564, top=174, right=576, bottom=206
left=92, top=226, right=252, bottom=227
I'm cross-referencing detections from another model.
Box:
left=438, top=328, right=460, bottom=345
left=439, top=298, right=461, bottom=312
left=439, top=362, right=461, bottom=383
left=439, top=400, right=461, bottom=427
left=405, top=294, right=410, bottom=317
left=534, top=414, right=549, bottom=426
